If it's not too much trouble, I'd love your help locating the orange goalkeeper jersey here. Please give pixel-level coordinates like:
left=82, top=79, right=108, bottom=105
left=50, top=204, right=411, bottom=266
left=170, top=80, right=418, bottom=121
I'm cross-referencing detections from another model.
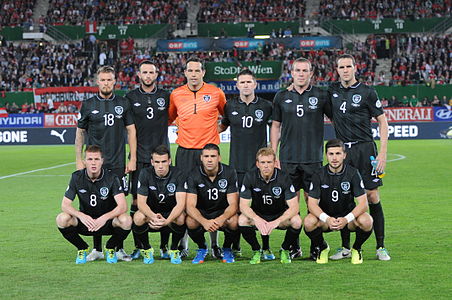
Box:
left=169, top=83, right=226, bottom=149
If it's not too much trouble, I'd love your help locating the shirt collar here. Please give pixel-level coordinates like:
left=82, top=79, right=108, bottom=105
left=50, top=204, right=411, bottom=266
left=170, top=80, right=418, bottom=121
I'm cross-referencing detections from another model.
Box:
left=257, top=167, right=278, bottom=182
left=85, top=168, right=105, bottom=182
left=327, top=164, right=346, bottom=176
left=340, top=81, right=361, bottom=89
left=289, top=85, right=312, bottom=95
left=96, top=93, right=116, bottom=101
left=138, top=86, right=157, bottom=95
left=200, top=163, right=223, bottom=177
left=238, top=97, right=258, bottom=105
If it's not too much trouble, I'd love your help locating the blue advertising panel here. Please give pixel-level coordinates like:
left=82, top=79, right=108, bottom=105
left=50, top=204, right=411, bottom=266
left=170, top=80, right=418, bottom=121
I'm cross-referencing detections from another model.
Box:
left=156, top=38, right=214, bottom=52
left=208, top=80, right=281, bottom=94
left=0, top=127, right=75, bottom=145
left=215, top=38, right=266, bottom=50
left=0, top=114, right=44, bottom=128
left=284, top=36, right=343, bottom=49
left=433, top=106, right=452, bottom=122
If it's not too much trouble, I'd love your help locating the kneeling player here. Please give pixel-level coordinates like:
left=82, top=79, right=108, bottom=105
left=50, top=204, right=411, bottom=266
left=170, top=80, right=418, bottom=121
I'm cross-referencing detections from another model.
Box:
left=239, top=147, right=302, bottom=264
left=56, top=145, right=132, bottom=264
left=185, top=144, right=240, bottom=264
left=304, top=139, right=373, bottom=264
left=132, top=145, right=187, bottom=264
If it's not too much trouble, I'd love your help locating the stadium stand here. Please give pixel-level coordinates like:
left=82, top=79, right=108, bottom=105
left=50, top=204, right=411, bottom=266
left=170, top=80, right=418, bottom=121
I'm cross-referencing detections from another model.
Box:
left=0, top=0, right=36, bottom=27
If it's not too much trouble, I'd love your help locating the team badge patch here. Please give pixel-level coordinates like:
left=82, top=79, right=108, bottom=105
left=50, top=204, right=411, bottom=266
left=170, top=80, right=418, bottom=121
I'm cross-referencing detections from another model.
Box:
left=203, top=95, right=211, bottom=102
left=218, top=179, right=228, bottom=189
left=376, top=99, right=382, bottom=108
left=100, top=187, right=109, bottom=198
left=309, top=97, right=318, bottom=106
left=167, top=183, right=176, bottom=193
left=114, top=106, right=124, bottom=115
left=341, top=182, right=350, bottom=191
left=156, top=98, right=166, bottom=110
left=352, top=94, right=362, bottom=104
left=255, top=109, right=264, bottom=121
left=272, top=187, right=282, bottom=196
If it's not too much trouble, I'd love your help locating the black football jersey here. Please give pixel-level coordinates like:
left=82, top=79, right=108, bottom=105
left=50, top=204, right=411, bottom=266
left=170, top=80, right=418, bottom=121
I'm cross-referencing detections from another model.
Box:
left=126, top=87, right=170, bottom=163
left=77, top=94, right=134, bottom=169
left=221, top=97, right=272, bottom=172
left=240, top=168, right=297, bottom=215
left=186, top=163, right=238, bottom=213
left=272, top=86, right=331, bottom=163
left=137, top=166, right=186, bottom=213
left=328, top=81, right=384, bottom=142
left=308, top=164, right=365, bottom=217
left=65, top=169, right=123, bottom=218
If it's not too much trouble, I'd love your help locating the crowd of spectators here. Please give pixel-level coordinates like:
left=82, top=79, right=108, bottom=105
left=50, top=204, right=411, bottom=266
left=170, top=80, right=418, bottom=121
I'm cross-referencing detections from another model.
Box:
left=0, top=41, right=96, bottom=91
left=45, top=0, right=188, bottom=26
left=198, top=0, right=306, bottom=23
left=318, top=0, right=450, bottom=20
left=379, top=95, right=451, bottom=107
left=390, top=34, right=451, bottom=86
left=0, top=0, right=35, bottom=27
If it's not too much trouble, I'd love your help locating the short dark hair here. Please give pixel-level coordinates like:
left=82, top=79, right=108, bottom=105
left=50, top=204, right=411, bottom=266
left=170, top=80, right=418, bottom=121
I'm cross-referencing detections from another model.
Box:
left=325, top=139, right=345, bottom=153
left=336, top=54, right=356, bottom=66
left=138, top=60, right=158, bottom=71
left=202, top=143, right=220, bottom=155
left=185, top=56, right=205, bottom=70
left=237, top=68, right=256, bottom=81
left=152, top=144, right=171, bottom=158
left=85, top=145, right=103, bottom=157
left=292, top=57, right=313, bottom=72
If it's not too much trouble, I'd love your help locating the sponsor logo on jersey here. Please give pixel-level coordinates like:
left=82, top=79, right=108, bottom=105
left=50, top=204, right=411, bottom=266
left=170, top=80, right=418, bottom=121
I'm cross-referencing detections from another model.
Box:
left=198, top=183, right=205, bottom=188
left=100, top=187, right=109, bottom=199
left=114, top=106, right=123, bottom=115
left=255, top=109, right=264, bottom=121
left=184, top=182, right=188, bottom=189
left=134, top=102, right=141, bottom=107
left=253, top=188, right=261, bottom=192
left=321, top=184, right=329, bottom=188
left=167, top=183, right=176, bottom=193
left=218, top=179, right=228, bottom=189
left=360, top=180, right=364, bottom=188
left=290, top=185, right=295, bottom=193
left=203, top=95, right=211, bottom=102
left=232, top=111, right=239, bottom=115
left=241, top=185, right=246, bottom=192
left=137, top=181, right=141, bottom=189
left=352, top=94, right=362, bottom=107
left=272, top=186, right=282, bottom=197
left=308, top=97, right=318, bottom=109
left=91, top=110, right=99, bottom=114
left=156, top=98, right=166, bottom=110
left=372, top=178, right=380, bottom=182
left=149, top=185, right=157, bottom=190
left=284, top=99, right=293, bottom=103
left=376, top=99, right=382, bottom=108
left=78, top=189, right=87, bottom=193
left=341, top=182, right=350, bottom=192
left=333, top=93, right=339, bottom=98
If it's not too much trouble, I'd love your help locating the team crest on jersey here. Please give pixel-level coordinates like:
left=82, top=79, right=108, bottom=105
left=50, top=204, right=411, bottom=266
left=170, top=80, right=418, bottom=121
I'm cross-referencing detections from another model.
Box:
left=308, top=97, right=318, bottom=109
left=352, top=94, right=362, bottom=107
left=284, top=99, right=293, bottom=103
left=272, top=187, right=282, bottom=197
left=218, top=179, right=228, bottom=189
left=114, top=106, right=123, bottom=115
left=100, top=187, right=109, bottom=199
left=255, top=109, right=264, bottom=121
left=156, top=98, right=166, bottom=110
left=167, top=183, right=176, bottom=193
left=203, top=95, right=211, bottom=102
left=341, top=182, right=350, bottom=193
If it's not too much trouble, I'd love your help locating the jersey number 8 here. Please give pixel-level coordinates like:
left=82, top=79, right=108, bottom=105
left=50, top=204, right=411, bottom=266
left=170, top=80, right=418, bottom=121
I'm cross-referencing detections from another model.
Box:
left=90, top=194, right=97, bottom=207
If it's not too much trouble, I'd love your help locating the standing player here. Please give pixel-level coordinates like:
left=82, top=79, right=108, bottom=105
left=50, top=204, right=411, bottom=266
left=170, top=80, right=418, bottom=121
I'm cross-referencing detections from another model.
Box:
left=218, top=68, right=272, bottom=257
left=304, top=139, right=373, bottom=264
left=328, top=54, right=390, bottom=261
left=126, top=60, right=170, bottom=259
left=56, top=146, right=132, bottom=264
left=169, top=57, right=227, bottom=258
left=270, top=57, right=331, bottom=259
left=185, top=144, right=240, bottom=264
left=239, top=147, right=302, bottom=264
left=132, top=145, right=186, bottom=264
left=75, top=65, right=137, bottom=262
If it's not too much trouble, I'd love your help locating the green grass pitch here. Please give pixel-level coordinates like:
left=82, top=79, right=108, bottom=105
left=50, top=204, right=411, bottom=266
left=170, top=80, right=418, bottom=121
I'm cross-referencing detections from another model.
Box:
left=0, top=140, right=450, bottom=299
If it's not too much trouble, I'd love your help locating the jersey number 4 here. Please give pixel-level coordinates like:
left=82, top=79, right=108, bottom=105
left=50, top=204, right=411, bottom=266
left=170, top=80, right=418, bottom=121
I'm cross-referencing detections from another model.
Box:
left=339, top=102, right=347, bottom=113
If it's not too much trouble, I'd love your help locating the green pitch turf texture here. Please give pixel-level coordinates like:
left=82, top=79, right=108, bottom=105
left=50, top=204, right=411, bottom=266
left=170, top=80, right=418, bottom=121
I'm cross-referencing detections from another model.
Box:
left=0, top=140, right=450, bottom=299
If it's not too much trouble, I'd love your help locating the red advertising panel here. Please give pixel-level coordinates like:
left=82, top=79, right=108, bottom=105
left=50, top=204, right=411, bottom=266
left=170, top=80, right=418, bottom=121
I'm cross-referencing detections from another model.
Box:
left=44, top=113, right=78, bottom=128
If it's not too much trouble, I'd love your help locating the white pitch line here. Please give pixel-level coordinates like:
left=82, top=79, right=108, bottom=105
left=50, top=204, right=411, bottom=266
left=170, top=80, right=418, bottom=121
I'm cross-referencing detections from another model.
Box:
left=0, top=162, right=75, bottom=180
left=387, top=154, right=406, bottom=162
